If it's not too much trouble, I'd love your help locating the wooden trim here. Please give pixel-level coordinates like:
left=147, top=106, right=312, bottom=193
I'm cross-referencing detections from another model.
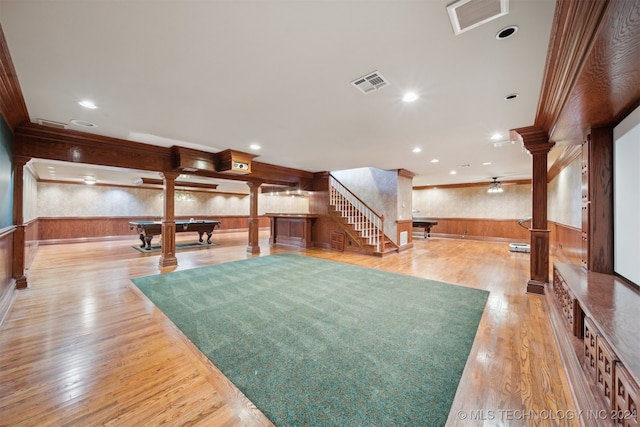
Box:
left=535, top=0, right=610, bottom=134
left=0, top=25, right=29, bottom=130
left=140, top=178, right=218, bottom=190
left=547, top=145, right=582, bottom=183
left=540, top=0, right=640, bottom=145
left=396, top=169, right=415, bottom=179
left=0, top=225, right=16, bottom=239
left=264, top=213, right=319, bottom=219
left=413, top=179, right=529, bottom=191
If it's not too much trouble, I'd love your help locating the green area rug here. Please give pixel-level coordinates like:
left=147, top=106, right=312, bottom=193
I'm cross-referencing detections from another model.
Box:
left=132, top=253, right=489, bottom=426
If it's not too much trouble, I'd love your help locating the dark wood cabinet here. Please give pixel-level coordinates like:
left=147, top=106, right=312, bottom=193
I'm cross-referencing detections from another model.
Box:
left=584, top=316, right=597, bottom=382
left=615, top=362, right=640, bottom=427
left=581, top=128, right=614, bottom=273
left=266, top=213, right=318, bottom=249
left=596, top=332, right=617, bottom=410
left=551, top=264, right=639, bottom=426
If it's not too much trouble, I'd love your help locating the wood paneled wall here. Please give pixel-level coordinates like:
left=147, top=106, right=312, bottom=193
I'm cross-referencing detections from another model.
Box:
left=0, top=227, right=15, bottom=319
left=36, top=216, right=270, bottom=243
left=549, top=221, right=582, bottom=265
left=24, top=219, right=39, bottom=271
left=427, top=218, right=529, bottom=242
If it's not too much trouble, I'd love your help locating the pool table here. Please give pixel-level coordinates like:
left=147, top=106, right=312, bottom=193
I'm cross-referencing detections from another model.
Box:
left=129, top=220, right=221, bottom=250
left=412, top=218, right=438, bottom=238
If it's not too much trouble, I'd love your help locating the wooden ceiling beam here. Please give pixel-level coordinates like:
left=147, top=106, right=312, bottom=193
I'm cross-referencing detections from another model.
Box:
left=13, top=121, right=315, bottom=188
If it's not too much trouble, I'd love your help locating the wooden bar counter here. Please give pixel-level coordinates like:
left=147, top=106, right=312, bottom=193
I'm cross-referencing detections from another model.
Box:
left=265, top=213, right=319, bottom=249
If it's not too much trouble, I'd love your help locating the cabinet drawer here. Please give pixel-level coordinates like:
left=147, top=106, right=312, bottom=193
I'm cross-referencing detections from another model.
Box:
left=596, top=335, right=617, bottom=410
left=615, top=362, right=639, bottom=427
left=584, top=317, right=597, bottom=381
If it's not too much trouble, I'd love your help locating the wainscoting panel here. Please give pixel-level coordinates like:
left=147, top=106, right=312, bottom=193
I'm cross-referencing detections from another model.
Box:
left=549, top=221, right=582, bottom=265
left=0, top=227, right=16, bottom=322
left=37, top=216, right=270, bottom=242
left=24, top=219, right=39, bottom=271
left=425, top=218, right=530, bottom=242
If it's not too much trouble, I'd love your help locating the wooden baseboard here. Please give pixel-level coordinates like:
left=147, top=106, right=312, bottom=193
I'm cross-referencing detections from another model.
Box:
left=397, top=243, right=414, bottom=252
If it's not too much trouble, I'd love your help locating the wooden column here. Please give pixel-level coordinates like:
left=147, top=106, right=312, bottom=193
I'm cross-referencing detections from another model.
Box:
left=511, top=127, right=555, bottom=294
left=246, top=180, right=262, bottom=254
left=158, top=172, right=179, bottom=268
left=12, top=156, right=29, bottom=289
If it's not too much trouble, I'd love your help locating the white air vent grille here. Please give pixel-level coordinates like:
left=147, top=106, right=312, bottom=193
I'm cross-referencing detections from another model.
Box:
left=447, top=0, right=509, bottom=35
left=37, top=119, right=68, bottom=129
left=351, top=71, right=390, bottom=94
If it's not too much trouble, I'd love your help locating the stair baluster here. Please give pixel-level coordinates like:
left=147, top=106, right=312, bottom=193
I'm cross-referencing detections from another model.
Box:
left=328, top=175, right=385, bottom=253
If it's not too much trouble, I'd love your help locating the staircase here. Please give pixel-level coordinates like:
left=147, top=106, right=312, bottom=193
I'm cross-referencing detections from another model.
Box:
left=328, top=175, right=397, bottom=256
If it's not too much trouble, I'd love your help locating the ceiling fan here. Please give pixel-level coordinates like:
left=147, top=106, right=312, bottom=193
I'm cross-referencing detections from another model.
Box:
left=488, top=177, right=504, bottom=193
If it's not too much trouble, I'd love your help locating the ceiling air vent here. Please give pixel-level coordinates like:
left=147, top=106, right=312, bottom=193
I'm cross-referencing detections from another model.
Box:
left=351, top=71, right=390, bottom=94
left=447, top=0, right=509, bottom=35
left=37, top=119, right=68, bottom=129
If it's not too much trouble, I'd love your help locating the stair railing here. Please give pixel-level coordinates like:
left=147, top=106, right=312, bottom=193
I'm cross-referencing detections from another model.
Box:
left=329, top=174, right=385, bottom=252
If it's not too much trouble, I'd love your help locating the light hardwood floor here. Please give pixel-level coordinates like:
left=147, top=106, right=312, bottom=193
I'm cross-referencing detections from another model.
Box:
left=0, top=231, right=579, bottom=426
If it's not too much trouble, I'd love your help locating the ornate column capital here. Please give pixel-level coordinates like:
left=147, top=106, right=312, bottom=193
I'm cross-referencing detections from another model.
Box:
left=511, top=126, right=555, bottom=155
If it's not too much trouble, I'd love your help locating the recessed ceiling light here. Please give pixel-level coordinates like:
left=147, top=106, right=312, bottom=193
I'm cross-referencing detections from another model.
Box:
left=431, top=159, right=439, bottom=163
left=78, top=100, right=97, bottom=109
left=84, top=177, right=96, bottom=185
left=450, top=170, right=457, bottom=175
left=504, top=93, right=519, bottom=101
left=250, top=143, right=261, bottom=150
left=70, top=119, right=97, bottom=128
left=496, top=25, right=518, bottom=40
left=483, top=162, right=492, bottom=165
left=491, top=133, right=502, bottom=141
left=402, top=92, right=419, bottom=103
left=412, top=147, right=422, bottom=153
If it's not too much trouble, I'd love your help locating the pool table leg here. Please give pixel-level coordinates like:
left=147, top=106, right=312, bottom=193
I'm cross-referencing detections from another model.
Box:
left=144, top=235, right=153, bottom=250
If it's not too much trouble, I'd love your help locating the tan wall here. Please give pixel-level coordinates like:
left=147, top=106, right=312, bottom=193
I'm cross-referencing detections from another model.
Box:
left=412, top=183, right=532, bottom=219
left=548, top=155, right=582, bottom=228
left=36, top=182, right=308, bottom=218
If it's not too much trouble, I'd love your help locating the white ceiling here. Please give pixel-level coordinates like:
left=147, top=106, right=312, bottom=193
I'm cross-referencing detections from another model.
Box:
left=0, top=0, right=557, bottom=191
